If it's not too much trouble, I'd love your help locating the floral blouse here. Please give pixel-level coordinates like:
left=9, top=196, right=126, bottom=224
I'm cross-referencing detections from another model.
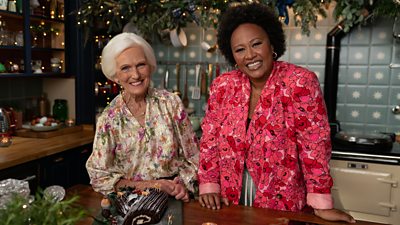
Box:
left=86, top=88, right=199, bottom=195
left=198, top=61, right=333, bottom=211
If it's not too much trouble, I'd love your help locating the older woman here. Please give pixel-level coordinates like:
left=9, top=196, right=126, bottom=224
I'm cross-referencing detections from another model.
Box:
left=198, top=3, right=355, bottom=223
left=86, top=32, right=199, bottom=202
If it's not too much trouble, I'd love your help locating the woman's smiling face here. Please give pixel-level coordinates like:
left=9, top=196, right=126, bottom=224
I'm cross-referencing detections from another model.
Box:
left=114, top=46, right=151, bottom=97
left=230, top=23, right=274, bottom=84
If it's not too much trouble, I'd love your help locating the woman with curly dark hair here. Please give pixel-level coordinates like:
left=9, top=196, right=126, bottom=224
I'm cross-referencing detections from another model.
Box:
left=197, top=3, right=355, bottom=223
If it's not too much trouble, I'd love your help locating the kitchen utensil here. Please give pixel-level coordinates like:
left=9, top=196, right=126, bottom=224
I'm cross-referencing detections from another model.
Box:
left=0, top=107, right=12, bottom=147
left=173, top=63, right=182, bottom=98
left=182, top=66, right=189, bottom=108
left=191, top=64, right=201, bottom=100
left=200, top=67, right=207, bottom=96
left=333, top=130, right=393, bottom=152
left=163, top=67, right=169, bottom=90
left=215, top=63, right=220, bottom=77
left=169, top=27, right=187, bottom=47
left=0, top=108, right=10, bottom=134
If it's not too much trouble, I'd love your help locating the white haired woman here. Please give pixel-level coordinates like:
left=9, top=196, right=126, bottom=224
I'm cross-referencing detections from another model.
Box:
left=86, top=32, right=199, bottom=202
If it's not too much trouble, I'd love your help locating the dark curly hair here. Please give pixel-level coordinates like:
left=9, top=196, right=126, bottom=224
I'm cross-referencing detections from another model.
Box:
left=217, top=3, right=286, bottom=66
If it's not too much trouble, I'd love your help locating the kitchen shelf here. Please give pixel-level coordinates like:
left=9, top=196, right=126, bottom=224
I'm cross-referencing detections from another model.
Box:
left=0, top=0, right=66, bottom=77
left=0, top=45, right=23, bottom=50
left=0, top=9, right=22, bottom=18
left=0, top=72, right=71, bottom=78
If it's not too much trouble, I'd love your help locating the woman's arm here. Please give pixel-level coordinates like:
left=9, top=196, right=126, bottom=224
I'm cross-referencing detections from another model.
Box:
left=86, top=115, right=124, bottom=195
left=293, top=70, right=355, bottom=223
left=169, top=94, right=200, bottom=194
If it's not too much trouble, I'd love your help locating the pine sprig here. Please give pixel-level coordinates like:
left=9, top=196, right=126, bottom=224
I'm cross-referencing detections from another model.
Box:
left=0, top=191, right=87, bottom=225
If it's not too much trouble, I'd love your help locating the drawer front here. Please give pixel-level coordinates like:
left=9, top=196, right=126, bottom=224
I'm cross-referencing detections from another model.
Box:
left=331, top=164, right=393, bottom=216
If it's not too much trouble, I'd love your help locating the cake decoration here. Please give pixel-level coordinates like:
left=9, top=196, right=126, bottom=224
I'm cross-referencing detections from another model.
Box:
left=98, top=187, right=169, bottom=225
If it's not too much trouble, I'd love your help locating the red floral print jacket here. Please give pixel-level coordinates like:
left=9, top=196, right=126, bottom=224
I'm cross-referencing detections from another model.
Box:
left=198, top=61, right=333, bottom=211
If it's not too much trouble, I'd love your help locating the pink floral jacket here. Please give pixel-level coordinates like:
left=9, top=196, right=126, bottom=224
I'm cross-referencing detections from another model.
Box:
left=198, top=61, right=333, bottom=211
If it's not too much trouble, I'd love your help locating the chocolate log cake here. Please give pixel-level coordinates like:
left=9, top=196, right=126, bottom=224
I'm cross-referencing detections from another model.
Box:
left=104, top=187, right=169, bottom=225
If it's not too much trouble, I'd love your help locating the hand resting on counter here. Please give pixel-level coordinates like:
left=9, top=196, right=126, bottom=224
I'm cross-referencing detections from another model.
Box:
left=314, top=208, right=356, bottom=223
left=116, top=177, right=190, bottom=202
left=199, top=193, right=356, bottom=223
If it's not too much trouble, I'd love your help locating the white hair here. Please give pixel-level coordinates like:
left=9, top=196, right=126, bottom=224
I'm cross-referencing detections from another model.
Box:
left=101, top=32, right=157, bottom=80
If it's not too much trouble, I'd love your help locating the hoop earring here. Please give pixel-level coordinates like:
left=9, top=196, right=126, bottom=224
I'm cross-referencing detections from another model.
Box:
left=272, top=51, right=278, bottom=59
left=234, top=64, right=238, bottom=69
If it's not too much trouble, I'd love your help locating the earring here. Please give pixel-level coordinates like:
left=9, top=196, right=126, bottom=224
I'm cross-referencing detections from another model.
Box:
left=116, top=81, right=124, bottom=95
left=234, top=64, right=238, bottom=69
left=272, top=51, right=278, bottom=59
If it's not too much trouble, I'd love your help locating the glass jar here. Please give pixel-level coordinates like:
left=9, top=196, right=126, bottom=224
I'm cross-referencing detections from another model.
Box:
left=52, top=99, right=68, bottom=122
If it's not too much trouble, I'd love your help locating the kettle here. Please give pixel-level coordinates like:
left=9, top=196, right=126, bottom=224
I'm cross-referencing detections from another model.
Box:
left=0, top=107, right=12, bottom=147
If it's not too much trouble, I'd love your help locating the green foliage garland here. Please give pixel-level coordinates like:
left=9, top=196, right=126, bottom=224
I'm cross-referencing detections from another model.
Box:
left=75, top=0, right=400, bottom=42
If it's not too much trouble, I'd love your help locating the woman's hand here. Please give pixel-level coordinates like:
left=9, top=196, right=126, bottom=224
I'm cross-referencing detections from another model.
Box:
left=199, top=193, right=229, bottom=210
left=314, top=208, right=356, bottom=223
left=156, top=178, right=189, bottom=202
left=170, top=177, right=189, bottom=202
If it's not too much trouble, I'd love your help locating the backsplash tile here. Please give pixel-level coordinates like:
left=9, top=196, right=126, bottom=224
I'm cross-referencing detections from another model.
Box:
left=347, top=46, right=370, bottom=64
left=348, top=27, right=371, bottom=45
left=345, top=86, right=367, bottom=104
left=365, top=106, right=388, bottom=124
left=368, top=66, right=390, bottom=85
left=346, top=66, right=369, bottom=84
left=369, top=46, right=392, bottom=65
left=366, top=86, right=389, bottom=105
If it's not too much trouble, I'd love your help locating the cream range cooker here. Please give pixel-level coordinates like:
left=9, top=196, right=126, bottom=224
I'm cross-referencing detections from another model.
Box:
left=330, top=142, right=400, bottom=225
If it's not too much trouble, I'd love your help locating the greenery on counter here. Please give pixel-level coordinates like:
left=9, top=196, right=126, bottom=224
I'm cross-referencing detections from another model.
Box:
left=0, top=191, right=87, bottom=225
left=75, top=0, right=400, bottom=42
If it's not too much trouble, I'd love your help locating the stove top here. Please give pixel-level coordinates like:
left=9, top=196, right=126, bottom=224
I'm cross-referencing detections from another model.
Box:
left=332, top=142, right=400, bottom=165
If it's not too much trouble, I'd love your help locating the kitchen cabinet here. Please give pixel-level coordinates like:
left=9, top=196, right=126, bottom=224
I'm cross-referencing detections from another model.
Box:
left=0, top=143, right=92, bottom=193
left=70, top=143, right=92, bottom=185
left=0, top=0, right=66, bottom=77
left=40, top=143, right=92, bottom=189
left=330, top=159, right=399, bottom=224
left=0, top=0, right=92, bottom=124
left=0, top=160, right=40, bottom=194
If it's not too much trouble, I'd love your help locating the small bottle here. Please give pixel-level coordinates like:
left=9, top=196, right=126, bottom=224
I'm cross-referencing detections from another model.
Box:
left=38, top=93, right=50, bottom=117
left=53, top=99, right=68, bottom=122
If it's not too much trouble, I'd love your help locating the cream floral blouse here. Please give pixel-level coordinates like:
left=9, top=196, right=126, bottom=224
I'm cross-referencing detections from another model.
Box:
left=86, top=88, right=199, bottom=195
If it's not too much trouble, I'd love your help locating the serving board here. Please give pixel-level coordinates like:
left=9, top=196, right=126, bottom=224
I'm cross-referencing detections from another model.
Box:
left=14, top=125, right=83, bottom=138
left=92, top=197, right=183, bottom=225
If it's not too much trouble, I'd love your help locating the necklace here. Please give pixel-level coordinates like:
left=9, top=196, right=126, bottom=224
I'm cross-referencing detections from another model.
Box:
left=123, top=93, right=147, bottom=117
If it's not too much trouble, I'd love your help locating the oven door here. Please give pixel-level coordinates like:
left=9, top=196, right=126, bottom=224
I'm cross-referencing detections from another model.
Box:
left=331, top=163, right=395, bottom=216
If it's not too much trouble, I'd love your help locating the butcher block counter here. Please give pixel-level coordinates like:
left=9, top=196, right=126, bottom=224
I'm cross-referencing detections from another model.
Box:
left=68, top=184, right=386, bottom=225
left=0, top=125, right=94, bottom=170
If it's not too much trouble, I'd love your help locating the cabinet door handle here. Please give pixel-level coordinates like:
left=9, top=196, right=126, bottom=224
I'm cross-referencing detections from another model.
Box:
left=377, top=178, right=398, bottom=187
left=22, top=175, right=37, bottom=181
left=54, top=157, right=64, bottom=163
left=378, top=202, right=397, bottom=211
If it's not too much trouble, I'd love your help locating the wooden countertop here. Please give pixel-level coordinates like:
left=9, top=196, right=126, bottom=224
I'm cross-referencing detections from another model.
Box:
left=0, top=125, right=95, bottom=170
left=68, top=185, right=385, bottom=225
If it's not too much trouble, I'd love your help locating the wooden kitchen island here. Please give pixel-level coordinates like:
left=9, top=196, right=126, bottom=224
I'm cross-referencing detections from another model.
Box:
left=68, top=184, right=386, bottom=225
left=0, top=125, right=95, bottom=191
left=0, top=125, right=94, bottom=170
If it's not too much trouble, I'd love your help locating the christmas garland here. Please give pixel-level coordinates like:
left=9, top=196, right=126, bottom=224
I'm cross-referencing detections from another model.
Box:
left=75, top=0, right=400, bottom=43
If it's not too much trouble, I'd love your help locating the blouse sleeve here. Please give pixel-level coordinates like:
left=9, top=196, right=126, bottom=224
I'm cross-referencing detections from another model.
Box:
left=169, top=94, right=200, bottom=194
left=86, top=113, right=124, bottom=195
left=197, top=77, right=224, bottom=195
left=293, top=70, right=334, bottom=209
